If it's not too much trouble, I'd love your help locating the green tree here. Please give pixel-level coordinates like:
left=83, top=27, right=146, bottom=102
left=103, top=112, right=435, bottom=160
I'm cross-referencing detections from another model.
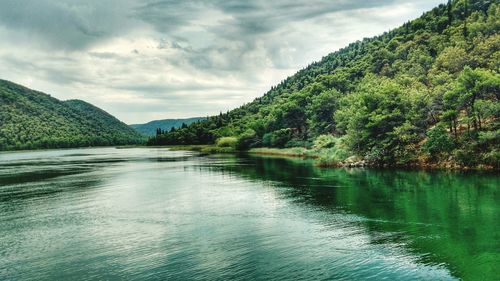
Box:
left=424, top=124, right=455, bottom=158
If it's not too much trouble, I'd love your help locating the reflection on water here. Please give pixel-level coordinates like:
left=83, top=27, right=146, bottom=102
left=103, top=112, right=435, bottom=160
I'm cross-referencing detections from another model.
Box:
left=0, top=148, right=498, bottom=280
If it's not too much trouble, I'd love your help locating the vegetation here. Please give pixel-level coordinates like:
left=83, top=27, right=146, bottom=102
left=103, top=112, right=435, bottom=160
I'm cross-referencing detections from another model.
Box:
left=165, top=145, right=235, bottom=154
left=249, top=138, right=352, bottom=168
left=249, top=147, right=310, bottom=157
left=149, top=0, right=499, bottom=169
left=130, top=117, right=205, bottom=136
left=216, top=137, right=238, bottom=148
left=0, top=80, right=144, bottom=151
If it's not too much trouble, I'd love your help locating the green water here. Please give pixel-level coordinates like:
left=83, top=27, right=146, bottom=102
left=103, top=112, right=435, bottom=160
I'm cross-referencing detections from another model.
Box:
left=0, top=148, right=498, bottom=280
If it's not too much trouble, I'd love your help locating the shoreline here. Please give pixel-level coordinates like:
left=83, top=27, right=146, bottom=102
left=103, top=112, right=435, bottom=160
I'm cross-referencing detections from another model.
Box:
left=1, top=144, right=497, bottom=171
left=249, top=149, right=498, bottom=171
left=159, top=145, right=499, bottom=172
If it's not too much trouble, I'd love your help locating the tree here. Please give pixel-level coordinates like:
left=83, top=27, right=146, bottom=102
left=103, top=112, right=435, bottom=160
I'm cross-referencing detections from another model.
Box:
left=143, top=0, right=499, bottom=168
left=424, top=124, right=455, bottom=158
left=308, top=89, right=341, bottom=135
left=447, top=0, right=453, bottom=25
left=236, top=129, right=258, bottom=150
left=453, top=67, right=500, bottom=130
left=335, top=78, right=412, bottom=162
left=434, top=47, right=468, bottom=73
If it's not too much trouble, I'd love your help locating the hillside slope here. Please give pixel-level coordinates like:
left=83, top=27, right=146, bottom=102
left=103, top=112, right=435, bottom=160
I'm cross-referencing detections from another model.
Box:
left=0, top=80, right=143, bottom=151
left=150, top=0, right=499, bottom=168
left=131, top=117, right=205, bottom=136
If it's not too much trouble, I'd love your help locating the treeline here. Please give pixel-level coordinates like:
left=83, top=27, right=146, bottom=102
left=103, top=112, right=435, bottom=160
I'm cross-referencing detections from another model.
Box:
left=149, top=0, right=499, bottom=168
left=0, top=81, right=144, bottom=151
left=131, top=117, right=205, bottom=136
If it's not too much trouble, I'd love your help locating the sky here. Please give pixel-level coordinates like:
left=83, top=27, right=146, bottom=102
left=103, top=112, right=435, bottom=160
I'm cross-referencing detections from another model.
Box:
left=0, top=0, right=446, bottom=124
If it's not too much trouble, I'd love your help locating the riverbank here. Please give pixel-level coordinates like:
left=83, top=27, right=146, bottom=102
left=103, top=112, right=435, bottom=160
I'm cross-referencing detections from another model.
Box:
left=157, top=145, right=497, bottom=171
left=248, top=148, right=499, bottom=171
left=164, top=145, right=235, bottom=154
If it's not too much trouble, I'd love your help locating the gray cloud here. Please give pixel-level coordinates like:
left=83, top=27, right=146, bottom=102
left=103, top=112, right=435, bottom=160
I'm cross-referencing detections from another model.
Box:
left=0, top=0, right=141, bottom=50
left=0, top=0, right=446, bottom=123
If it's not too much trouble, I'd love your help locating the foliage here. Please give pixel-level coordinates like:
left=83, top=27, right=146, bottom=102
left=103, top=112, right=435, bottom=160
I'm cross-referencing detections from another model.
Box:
left=313, top=134, right=337, bottom=149
left=200, top=146, right=235, bottom=154
left=235, top=129, right=259, bottom=150
left=216, top=137, right=238, bottom=148
left=249, top=147, right=309, bottom=157
left=269, top=129, right=294, bottom=148
left=316, top=146, right=350, bottom=167
left=335, top=77, right=414, bottom=163
left=424, top=124, right=455, bottom=157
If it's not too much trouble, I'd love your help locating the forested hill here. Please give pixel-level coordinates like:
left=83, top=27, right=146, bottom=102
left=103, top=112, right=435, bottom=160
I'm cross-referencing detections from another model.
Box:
left=0, top=80, right=143, bottom=151
left=150, top=0, right=499, bottom=169
left=131, top=117, right=205, bottom=136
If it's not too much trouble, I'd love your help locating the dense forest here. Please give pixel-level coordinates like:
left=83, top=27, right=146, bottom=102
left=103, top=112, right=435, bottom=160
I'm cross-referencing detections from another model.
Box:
left=131, top=117, right=205, bottom=136
left=149, top=0, right=499, bottom=169
left=0, top=80, right=144, bottom=151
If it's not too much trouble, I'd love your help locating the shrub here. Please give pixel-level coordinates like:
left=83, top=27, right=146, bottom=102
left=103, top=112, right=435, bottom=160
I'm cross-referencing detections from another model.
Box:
left=216, top=137, right=238, bottom=148
left=262, top=133, right=273, bottom=147
left=315, top=137, right=350, bottom=166
left=316, top=146, right=350, bottom=167
left=313, top=134, right=337, bottom=149
left=482, top=149, right=499, bottom=168
left=453, top=146, right=479, bottom=167
left=423, top=124, right=454, bottom=158
left=201, top=146, right=235, bottom=154
left=236, top=129, right=258, bottom=150
left=249, top=147, right=308, bottom=157
left=478, top=130, right=499, bottom=146
left=270, top=128, right=293, bottom=148
left=285, top=139, right=312, bottom=148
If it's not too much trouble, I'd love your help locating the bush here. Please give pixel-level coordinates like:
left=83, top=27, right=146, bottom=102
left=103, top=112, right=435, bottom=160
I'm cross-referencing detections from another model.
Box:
left=316, top=146, right=350, bottom=167
left=262, top=133, right=273, bottom=147
left=482, top=149, right=499, bottom=168
left=364, top=145, right=391, bottom=164
left=200, top=146, right=235, bottom=154
left=453, top=147, right=479, bottom=167
left=249, top=147, right=308, bottom=157
left=315, top=137, right=350, bottom=166
left=313, top=134, right=337, bottom=149
left=423, top=124, right=454, bottom=158
left=270, top=128, right=293, bottom=148
left=478, top=130, right=499, bottom=146
left=236, top=129, right=259, bottom=150
left=285, top=139, right=312, bottom=148
left=216, top=137, right=238, bottom=148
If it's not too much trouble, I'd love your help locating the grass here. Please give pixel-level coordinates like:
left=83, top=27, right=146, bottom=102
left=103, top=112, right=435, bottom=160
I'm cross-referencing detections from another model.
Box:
left=248, top=147, right=310, bottom=157
left=145, top=144, right=352, bottom=167
left=249, top=146, right=351, bottom=167
left=165, top=145, right=236, bottom=154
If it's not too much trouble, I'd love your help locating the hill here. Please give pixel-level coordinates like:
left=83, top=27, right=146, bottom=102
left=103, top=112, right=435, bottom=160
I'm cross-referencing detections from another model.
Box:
left=131, top=117, right=205, bottom=136
left=0, top=80, right=143, bottom=151
left=149, top=0, right=499, bottom=169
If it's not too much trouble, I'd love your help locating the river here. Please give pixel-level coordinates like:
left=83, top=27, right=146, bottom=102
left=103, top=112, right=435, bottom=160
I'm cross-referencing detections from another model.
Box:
left=0, top=147, right=498, bottom=280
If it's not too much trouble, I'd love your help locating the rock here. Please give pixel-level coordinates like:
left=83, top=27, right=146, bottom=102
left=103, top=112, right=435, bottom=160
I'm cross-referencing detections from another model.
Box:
left=345, top=156, right=361, bottom=164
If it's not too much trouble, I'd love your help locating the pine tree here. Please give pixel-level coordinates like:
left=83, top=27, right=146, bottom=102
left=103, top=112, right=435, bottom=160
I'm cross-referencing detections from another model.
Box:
left=447, top=0, right=453, bottom=25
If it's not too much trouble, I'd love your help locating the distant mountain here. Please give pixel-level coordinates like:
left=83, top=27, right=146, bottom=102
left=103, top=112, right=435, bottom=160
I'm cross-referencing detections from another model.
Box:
left=0, top=79, right=144, bottom=151
left=130, top=117, right=205, bottom=136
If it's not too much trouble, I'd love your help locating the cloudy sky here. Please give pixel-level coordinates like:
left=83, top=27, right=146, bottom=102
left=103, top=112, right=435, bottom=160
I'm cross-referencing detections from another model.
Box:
left=0, top=0, right=446, bottom=124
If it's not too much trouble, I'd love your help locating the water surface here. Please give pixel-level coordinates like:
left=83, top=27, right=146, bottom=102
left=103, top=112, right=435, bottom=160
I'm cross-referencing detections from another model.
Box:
left=0, top=148, right=498, bottom=280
